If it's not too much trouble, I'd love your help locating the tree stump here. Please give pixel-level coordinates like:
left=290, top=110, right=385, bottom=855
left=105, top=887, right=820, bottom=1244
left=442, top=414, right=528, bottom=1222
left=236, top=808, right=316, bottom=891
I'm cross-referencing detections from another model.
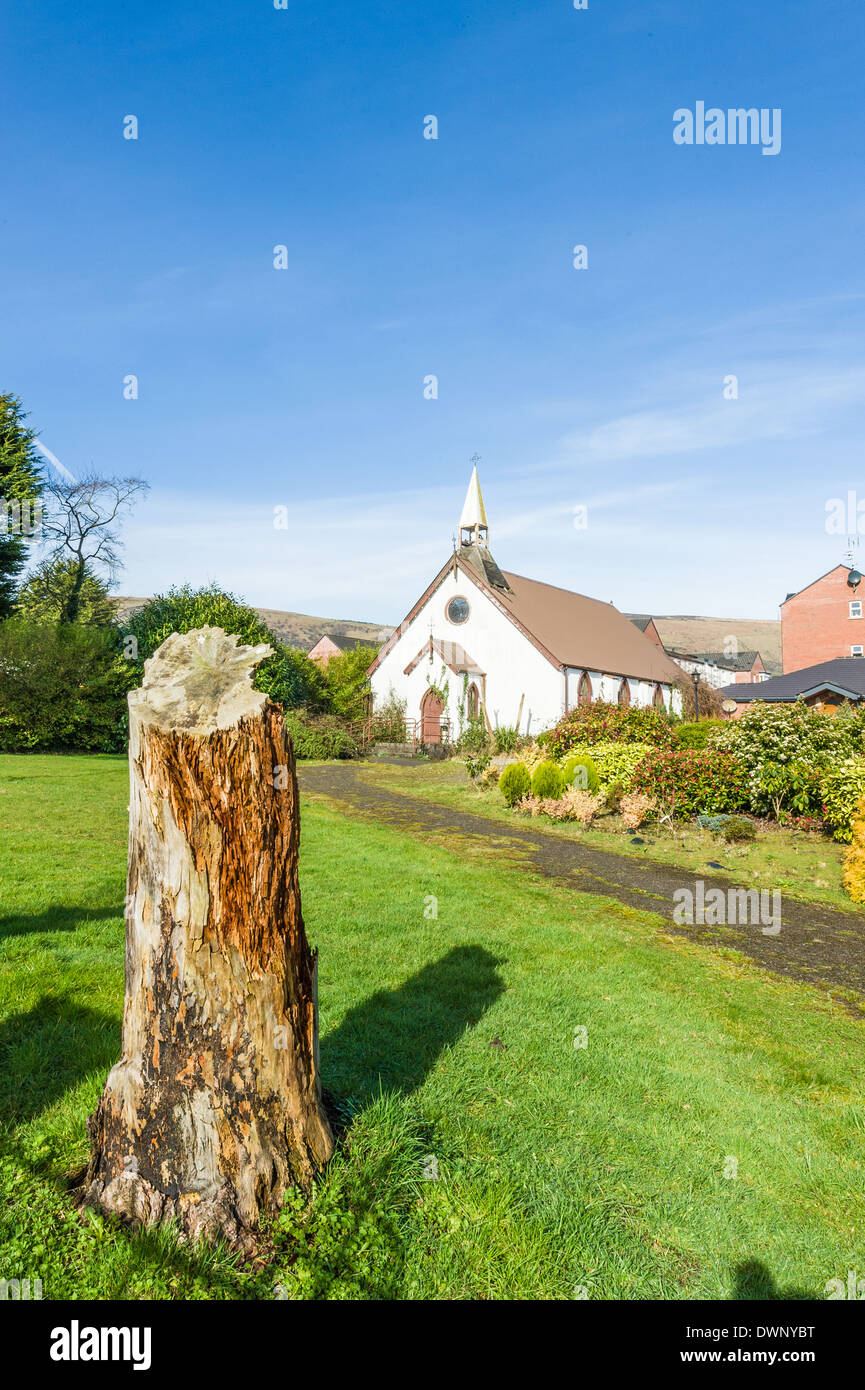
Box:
left=77, top=627, right=334, bottom=1253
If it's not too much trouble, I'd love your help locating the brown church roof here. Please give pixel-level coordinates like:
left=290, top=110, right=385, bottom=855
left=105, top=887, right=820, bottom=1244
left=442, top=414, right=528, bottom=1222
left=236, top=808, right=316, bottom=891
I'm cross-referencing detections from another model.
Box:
left=496, top=571, right=685, bottom=683
left=367, top=553, right=685, bottom=685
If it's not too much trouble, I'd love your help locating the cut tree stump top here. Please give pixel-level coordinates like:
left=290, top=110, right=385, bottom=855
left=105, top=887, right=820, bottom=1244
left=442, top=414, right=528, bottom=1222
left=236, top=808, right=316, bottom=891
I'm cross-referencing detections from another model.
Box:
left=130, top=627, right=274, bottom=735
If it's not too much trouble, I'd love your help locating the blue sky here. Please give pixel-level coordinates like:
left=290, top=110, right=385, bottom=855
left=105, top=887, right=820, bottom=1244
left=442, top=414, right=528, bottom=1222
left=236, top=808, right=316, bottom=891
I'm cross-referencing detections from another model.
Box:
left=2, top=0, right=864, bottom=623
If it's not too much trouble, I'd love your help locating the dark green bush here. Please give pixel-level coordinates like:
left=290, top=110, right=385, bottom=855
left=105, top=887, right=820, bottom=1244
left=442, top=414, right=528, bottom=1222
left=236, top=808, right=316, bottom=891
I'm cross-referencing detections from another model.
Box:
left=722, top=815, right=757, bottom=843
left=531, top=761, right=565, bottom=799
left=284, top=712, right=360, bottom=760
left=124, top=584, right=328, bottom=711
left=675, top=719, right=724, bottom=750
left=0, top=619, right=134, bottom=751
left=500, top=761, right=531, bottom=806
left=563, top=753, right=600, bottom=792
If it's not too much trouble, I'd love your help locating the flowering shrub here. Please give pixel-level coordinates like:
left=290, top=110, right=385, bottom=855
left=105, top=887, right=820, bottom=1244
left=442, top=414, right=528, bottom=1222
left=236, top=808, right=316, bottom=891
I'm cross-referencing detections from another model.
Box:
left=620, top=792, right=656, bottom=830
left=546, top=701, right=675, bottom=757
left=629, top=749, right=748, bottom=820
left=819, top=757, right=865, bottom=842
left=711, top=701, right=865, bottom=818
left=558, top=740, right=655, bottom=792
left=785, top=815, right=827, bottom=833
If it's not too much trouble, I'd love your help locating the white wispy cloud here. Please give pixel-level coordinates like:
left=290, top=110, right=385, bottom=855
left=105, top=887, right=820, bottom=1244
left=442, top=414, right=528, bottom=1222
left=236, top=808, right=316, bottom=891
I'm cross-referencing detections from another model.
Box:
left=35, top=441, right=77, bottom=482
left=545, top=366, right=865, bottom=469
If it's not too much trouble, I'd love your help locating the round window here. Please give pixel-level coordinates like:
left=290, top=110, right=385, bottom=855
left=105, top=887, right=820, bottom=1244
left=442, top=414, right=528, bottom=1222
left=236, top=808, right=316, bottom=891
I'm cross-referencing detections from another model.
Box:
left=446, top=596, right=469, bottom=625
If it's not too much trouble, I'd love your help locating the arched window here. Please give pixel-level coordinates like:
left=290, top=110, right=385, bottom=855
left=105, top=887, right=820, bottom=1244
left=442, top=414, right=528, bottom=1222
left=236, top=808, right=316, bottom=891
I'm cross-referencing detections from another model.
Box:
left=577, top=671, right=592, bottom=706
left=652, top=683, right=665, bottom=710
left=467, top=682, right=479, bottom=719
left=617, top=678, right=631, bottom=708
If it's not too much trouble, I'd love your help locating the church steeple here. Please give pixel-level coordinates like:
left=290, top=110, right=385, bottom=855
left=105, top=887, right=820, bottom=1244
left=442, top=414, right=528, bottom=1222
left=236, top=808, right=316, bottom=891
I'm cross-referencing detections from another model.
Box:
left=459, top=457, right=488, bottom=548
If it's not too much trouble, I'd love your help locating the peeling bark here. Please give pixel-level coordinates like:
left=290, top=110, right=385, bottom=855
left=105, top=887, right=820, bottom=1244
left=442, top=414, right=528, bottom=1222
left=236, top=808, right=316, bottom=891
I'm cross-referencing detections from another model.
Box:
left=76, top=627, right=333, bottom=1253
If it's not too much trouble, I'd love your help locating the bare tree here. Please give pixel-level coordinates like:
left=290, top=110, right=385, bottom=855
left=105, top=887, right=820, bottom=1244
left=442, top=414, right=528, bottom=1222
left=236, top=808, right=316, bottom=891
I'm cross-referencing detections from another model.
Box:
left=39, top=473, right=148, bottom=623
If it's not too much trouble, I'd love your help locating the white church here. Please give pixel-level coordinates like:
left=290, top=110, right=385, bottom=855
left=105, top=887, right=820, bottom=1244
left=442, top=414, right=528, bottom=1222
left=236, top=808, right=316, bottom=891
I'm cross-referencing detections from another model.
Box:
left=367, top=468, right=684, bottom=742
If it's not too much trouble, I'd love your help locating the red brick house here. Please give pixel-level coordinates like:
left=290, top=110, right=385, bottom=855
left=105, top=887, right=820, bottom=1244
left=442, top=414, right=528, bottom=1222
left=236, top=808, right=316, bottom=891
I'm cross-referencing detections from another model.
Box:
left=308, top=633, right=371, bottom=667
left=781, top=563, right=865, bottom=673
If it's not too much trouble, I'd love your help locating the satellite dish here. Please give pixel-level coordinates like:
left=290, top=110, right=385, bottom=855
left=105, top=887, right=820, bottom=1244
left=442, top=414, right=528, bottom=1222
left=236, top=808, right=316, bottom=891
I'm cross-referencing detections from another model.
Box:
left=849, top=569, right=862, bottom=588
left=722, top=699, right=737, bottom=713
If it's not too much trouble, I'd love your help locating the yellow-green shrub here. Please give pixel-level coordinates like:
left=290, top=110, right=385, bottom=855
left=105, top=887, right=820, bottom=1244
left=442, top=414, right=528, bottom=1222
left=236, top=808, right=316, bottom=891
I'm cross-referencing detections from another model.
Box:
left=842, top=796, right=865, bottom=903
left=500, top=761, right=531, bottom=806
left=820, top=757, right=865, bottom=842
left=558, top=740, right=654, bottom=792
left=531, top=761, right=565, bottom=799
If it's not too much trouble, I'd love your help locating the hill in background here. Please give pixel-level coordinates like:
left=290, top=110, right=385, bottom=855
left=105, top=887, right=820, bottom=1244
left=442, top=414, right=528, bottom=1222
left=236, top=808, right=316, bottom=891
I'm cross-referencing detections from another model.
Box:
left=650, top=616, right=782, bottom=674
left=112, top=600, right=779, bottom=672
left=112, top=598, right=393, bottom=653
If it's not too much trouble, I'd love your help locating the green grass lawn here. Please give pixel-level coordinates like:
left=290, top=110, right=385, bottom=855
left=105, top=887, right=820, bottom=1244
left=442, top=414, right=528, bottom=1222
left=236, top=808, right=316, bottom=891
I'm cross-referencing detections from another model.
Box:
left=1, top=753, right=863, bottom=1300
left=367, top=760, right=853, bottom=911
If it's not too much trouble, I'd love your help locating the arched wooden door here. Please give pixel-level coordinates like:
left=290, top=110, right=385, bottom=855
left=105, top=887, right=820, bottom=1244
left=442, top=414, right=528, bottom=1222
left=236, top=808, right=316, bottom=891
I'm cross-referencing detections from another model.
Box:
left=420, top=688, right=444, bottom=743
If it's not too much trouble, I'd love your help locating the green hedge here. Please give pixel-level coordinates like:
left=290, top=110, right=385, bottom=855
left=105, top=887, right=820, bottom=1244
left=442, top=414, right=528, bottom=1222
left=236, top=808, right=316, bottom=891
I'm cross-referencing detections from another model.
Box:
left=675, top=719, right=724, bottom=750
left=284, top=712, right=360, bottom=760
left=124, top=584, right=328, bottom=711
left=0, top=620, right=134, bottom=752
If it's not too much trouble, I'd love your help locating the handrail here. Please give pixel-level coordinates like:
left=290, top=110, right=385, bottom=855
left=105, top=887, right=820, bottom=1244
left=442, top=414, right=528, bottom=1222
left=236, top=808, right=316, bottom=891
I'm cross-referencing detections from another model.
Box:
left=353, top=713, right=451, bottom=751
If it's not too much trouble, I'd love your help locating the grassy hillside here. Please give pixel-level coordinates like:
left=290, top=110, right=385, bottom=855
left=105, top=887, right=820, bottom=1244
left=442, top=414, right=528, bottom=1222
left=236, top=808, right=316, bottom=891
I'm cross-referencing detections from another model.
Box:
left=112, top=597, right=392, bottom=653
left=651, top=616, right=782, bottom=674
left=113, top=599, right=778, bottom=668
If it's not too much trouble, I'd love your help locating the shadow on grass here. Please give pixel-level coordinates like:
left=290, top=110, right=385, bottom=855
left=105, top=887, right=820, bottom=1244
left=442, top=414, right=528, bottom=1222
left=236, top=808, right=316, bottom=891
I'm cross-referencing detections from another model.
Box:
left=0, top=994, right=119, bottom=1128
left=321, top=944, right=505, bottom=1106
left=731, top=1259, right=820, bottom=1300
left=0, top=904, right=123, bottom=941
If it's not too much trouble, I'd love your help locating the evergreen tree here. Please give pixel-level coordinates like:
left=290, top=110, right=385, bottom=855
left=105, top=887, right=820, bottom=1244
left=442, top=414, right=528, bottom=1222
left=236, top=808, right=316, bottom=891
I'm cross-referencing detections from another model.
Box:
left=0, top=394, right=44, bottom=617
left=15, top=557, right=117, bottom=627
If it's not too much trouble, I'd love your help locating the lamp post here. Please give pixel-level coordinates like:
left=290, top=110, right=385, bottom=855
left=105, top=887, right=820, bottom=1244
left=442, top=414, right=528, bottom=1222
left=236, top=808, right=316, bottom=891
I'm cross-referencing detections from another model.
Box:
left=692, top=669, right=700, bottom=723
